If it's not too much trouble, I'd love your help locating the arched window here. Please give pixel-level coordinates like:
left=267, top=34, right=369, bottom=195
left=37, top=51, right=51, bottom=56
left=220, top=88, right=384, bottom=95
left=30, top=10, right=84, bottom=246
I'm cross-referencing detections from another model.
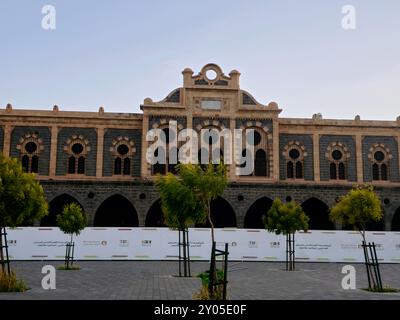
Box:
left=372, top=163, right=379, bottom=180
left=114, top=157, right=122, bottom=175
left=31, top=155, right=39, bottom=173
left=370, top=146, right=390, bottom=181
left=295, top=161, right=303, bottom=179
left=330, top=163, right=337, bottom=180
left=65, top=136, right=89, bottom=175
left=287, top=161, right=294, bottom=179
left=284, top=143, right=305, bottom=180
left=111, top=138, right=135, bottom=176
left=68, top=156, right=76, bottom=174
left=338, top=162, right=346, bottom=180
left=18, top=135, right=43, bottom=174
left=254, top=149, right=267, bottom=176
left=22, top=155, right=29, bottom=173
left=326, top=145, right=348, bottom=181
left=78, top=156, right=85, bottom=174
left=123, top=158, right=131, bottom=175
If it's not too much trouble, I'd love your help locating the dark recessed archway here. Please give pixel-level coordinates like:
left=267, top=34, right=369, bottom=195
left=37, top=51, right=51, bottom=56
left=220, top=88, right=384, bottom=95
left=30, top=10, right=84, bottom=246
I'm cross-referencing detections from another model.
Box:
left=94, top=194, right=138, bottom=227
left=301, top=197, right=334, bottom=230
left=392, top=207, right=400, bottom=231
left=41, top=194, right=83, bottom=227
left=145, top=199, right=166, bottom=227
left=195, top=197, right=236, bottom=228
left=244, top=197, right=273, bottom=229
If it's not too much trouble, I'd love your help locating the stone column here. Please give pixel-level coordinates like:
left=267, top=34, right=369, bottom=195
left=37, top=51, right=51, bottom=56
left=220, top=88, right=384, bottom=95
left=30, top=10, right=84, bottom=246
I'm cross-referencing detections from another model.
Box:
left=96, top=127, right=105, bottom=178
left=141, top=114, right=149, bottom=178
left=49, top=126, right=58, bottom=177
left=313, top=133, right=320, bottom=182
left=356, top=134, right=363, bottom=183
left=2, top=124, right=12, bottom=156
left=229, top=118, right=236, bottom=181
left=273, top=120, right=280, bottom=180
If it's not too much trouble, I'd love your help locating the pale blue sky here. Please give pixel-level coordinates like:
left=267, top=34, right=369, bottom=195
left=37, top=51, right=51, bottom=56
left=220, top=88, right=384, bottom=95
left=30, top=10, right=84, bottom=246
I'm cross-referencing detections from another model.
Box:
left=1, top=1, right=399, bottom=120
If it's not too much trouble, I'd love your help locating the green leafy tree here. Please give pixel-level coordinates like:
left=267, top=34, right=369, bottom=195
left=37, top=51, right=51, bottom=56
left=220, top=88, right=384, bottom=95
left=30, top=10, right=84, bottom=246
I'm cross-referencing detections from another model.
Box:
left=0, top=155, right=48, bottom=273
left=330, top=184, right=383, bottom=244
left=155, top=169, right=205, bottom=276
left=330, top=184, right=383, bottom=289
left=177, top=163, right=228, bottom=244
left=56, top=203, right=87, bottom=269
left=264, top=198, right=309, bottom=271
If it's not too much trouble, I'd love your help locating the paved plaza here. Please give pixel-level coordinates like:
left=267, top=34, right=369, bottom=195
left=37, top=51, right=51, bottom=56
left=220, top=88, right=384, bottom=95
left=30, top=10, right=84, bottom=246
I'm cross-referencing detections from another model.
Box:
left=1, top=261, right=400, bottom=300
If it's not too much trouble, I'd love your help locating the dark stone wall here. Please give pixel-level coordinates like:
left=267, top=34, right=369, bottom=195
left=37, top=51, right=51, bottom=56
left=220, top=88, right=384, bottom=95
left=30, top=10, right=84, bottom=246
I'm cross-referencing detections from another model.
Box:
left=279, top=134, right=314, bottom=181
left=235, top=119, right=273, bottom=133
left=319, top=135, right=357, bottom=182
left=56, top=128, right=97, bottom=176
left=0, top=126, right=3, bottom=152
left=39, top=181, right=400, bottom=230
left=10, top=126, right=51, bottom=176
left=103, top=129, right=142, bottom=177
left=363, top=136, right=400, bottom=182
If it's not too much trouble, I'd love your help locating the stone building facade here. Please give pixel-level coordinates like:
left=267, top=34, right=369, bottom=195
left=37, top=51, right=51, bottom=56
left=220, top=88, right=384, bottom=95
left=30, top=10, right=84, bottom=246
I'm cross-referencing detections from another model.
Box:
left=1, top=64, right=400, bottom=231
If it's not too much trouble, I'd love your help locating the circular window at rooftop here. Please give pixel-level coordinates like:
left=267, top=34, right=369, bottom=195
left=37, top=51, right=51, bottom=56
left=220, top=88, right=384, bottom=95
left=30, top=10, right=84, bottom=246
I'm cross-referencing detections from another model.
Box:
left=332, top=150, right=343, bottom=161
left=374, top=151, right=385, bottom=162
left=71, top=143, right=84, bottom=155
left=289, top=149, right=300, bottom=160
left=117, top=144, right=129, bottom=156
left=25, top=142, right=37, bottom=154
left=205, top=69, right=217, bottom=81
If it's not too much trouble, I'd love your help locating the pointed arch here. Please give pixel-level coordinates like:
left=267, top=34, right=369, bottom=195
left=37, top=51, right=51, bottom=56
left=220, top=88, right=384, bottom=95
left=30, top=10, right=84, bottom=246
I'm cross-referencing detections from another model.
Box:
left=195, top=197, right=237, bottom=228
left=392, top=207, right=400, bottom=231
left=41, top=194, right=83, bottom=227
left=94, top=194, right=138, bottom=227
left=301, top=197, right=334, bottom=230
left=145, top=199, right=166, bottom=227
left=244, top=197, right=273, bottom=229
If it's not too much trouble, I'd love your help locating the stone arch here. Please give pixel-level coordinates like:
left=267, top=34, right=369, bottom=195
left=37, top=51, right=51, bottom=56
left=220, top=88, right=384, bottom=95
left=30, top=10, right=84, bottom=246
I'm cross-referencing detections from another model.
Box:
left=244, top=196, right=273, bottom=229
left=41, top=194, right=83, bottom=227
left=301, top=197, right=334, bottom=230
left=392, top=206, right=400, bottom=231
left=196, top=197, right=237, bottom=228
left=94, top=194, right=139, bottom=227
left=145, top=199, right=166, bottom=227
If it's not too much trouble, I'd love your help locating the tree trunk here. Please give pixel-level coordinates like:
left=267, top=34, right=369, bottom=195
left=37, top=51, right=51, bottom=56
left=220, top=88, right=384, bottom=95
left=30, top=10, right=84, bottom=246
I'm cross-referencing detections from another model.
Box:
left=207, top=202, right=215, bottom=244
left=360, top=228, right=377, bottom=289
left=0, top=226, right=4, bottom=273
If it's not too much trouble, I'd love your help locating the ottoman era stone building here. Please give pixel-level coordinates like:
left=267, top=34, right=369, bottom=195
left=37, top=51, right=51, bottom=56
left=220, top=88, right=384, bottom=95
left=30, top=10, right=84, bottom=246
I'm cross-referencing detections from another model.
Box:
left=1, top=63, right=400, bottom=231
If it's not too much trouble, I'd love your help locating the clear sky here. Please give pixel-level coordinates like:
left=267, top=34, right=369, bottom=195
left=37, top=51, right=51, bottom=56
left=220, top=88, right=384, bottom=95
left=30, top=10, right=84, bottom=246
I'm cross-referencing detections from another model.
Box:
left=1, top=0, right=399, bottom=120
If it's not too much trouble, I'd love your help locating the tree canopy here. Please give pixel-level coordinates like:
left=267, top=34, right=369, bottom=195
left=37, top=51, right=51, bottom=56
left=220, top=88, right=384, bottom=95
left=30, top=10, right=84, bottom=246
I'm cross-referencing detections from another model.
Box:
left=155, top=169, right=205, bottom=229
left=56, top=203, right=87, bottom=236
left=264, top=198, right=309, bottom=235
left=330, top=184, right=382, bottom=236
left=0, top=155, right=48, bottom=227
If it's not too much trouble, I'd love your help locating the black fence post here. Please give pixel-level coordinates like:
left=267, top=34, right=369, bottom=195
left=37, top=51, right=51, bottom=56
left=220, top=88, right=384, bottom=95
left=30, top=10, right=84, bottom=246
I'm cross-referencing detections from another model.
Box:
left=0, top=227, right=11, bottom=275
left=208, top=241, right=216, bottom=296
left=222, top=243, right=228, bottom=300
left=186, top=229, right=191, bottom=277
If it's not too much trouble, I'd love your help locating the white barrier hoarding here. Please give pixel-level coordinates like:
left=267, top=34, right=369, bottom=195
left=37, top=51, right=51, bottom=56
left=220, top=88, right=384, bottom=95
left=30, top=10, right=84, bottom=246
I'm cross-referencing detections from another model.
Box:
left=5, top=227, right=400, bottom=263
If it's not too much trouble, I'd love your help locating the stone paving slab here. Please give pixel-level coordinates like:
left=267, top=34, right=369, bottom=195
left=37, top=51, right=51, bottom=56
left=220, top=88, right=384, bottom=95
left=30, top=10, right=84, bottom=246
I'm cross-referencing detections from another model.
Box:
left=0, top=261, right=399, bottom=300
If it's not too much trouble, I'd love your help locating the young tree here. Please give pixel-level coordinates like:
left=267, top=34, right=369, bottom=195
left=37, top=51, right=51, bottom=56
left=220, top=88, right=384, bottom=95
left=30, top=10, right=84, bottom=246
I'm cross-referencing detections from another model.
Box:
left=155, top=169, right=205, bottom=277
left=264, top=198, right=309, bottom=271
left=56, top=202, right=87, bottom=269
left=330, top=184, right=383, bottom=244
left=330, top=184, right=383, bottom=289
left=178, top=163, right=228, bottom=245
left=0, top=155, right=48, bottom=273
